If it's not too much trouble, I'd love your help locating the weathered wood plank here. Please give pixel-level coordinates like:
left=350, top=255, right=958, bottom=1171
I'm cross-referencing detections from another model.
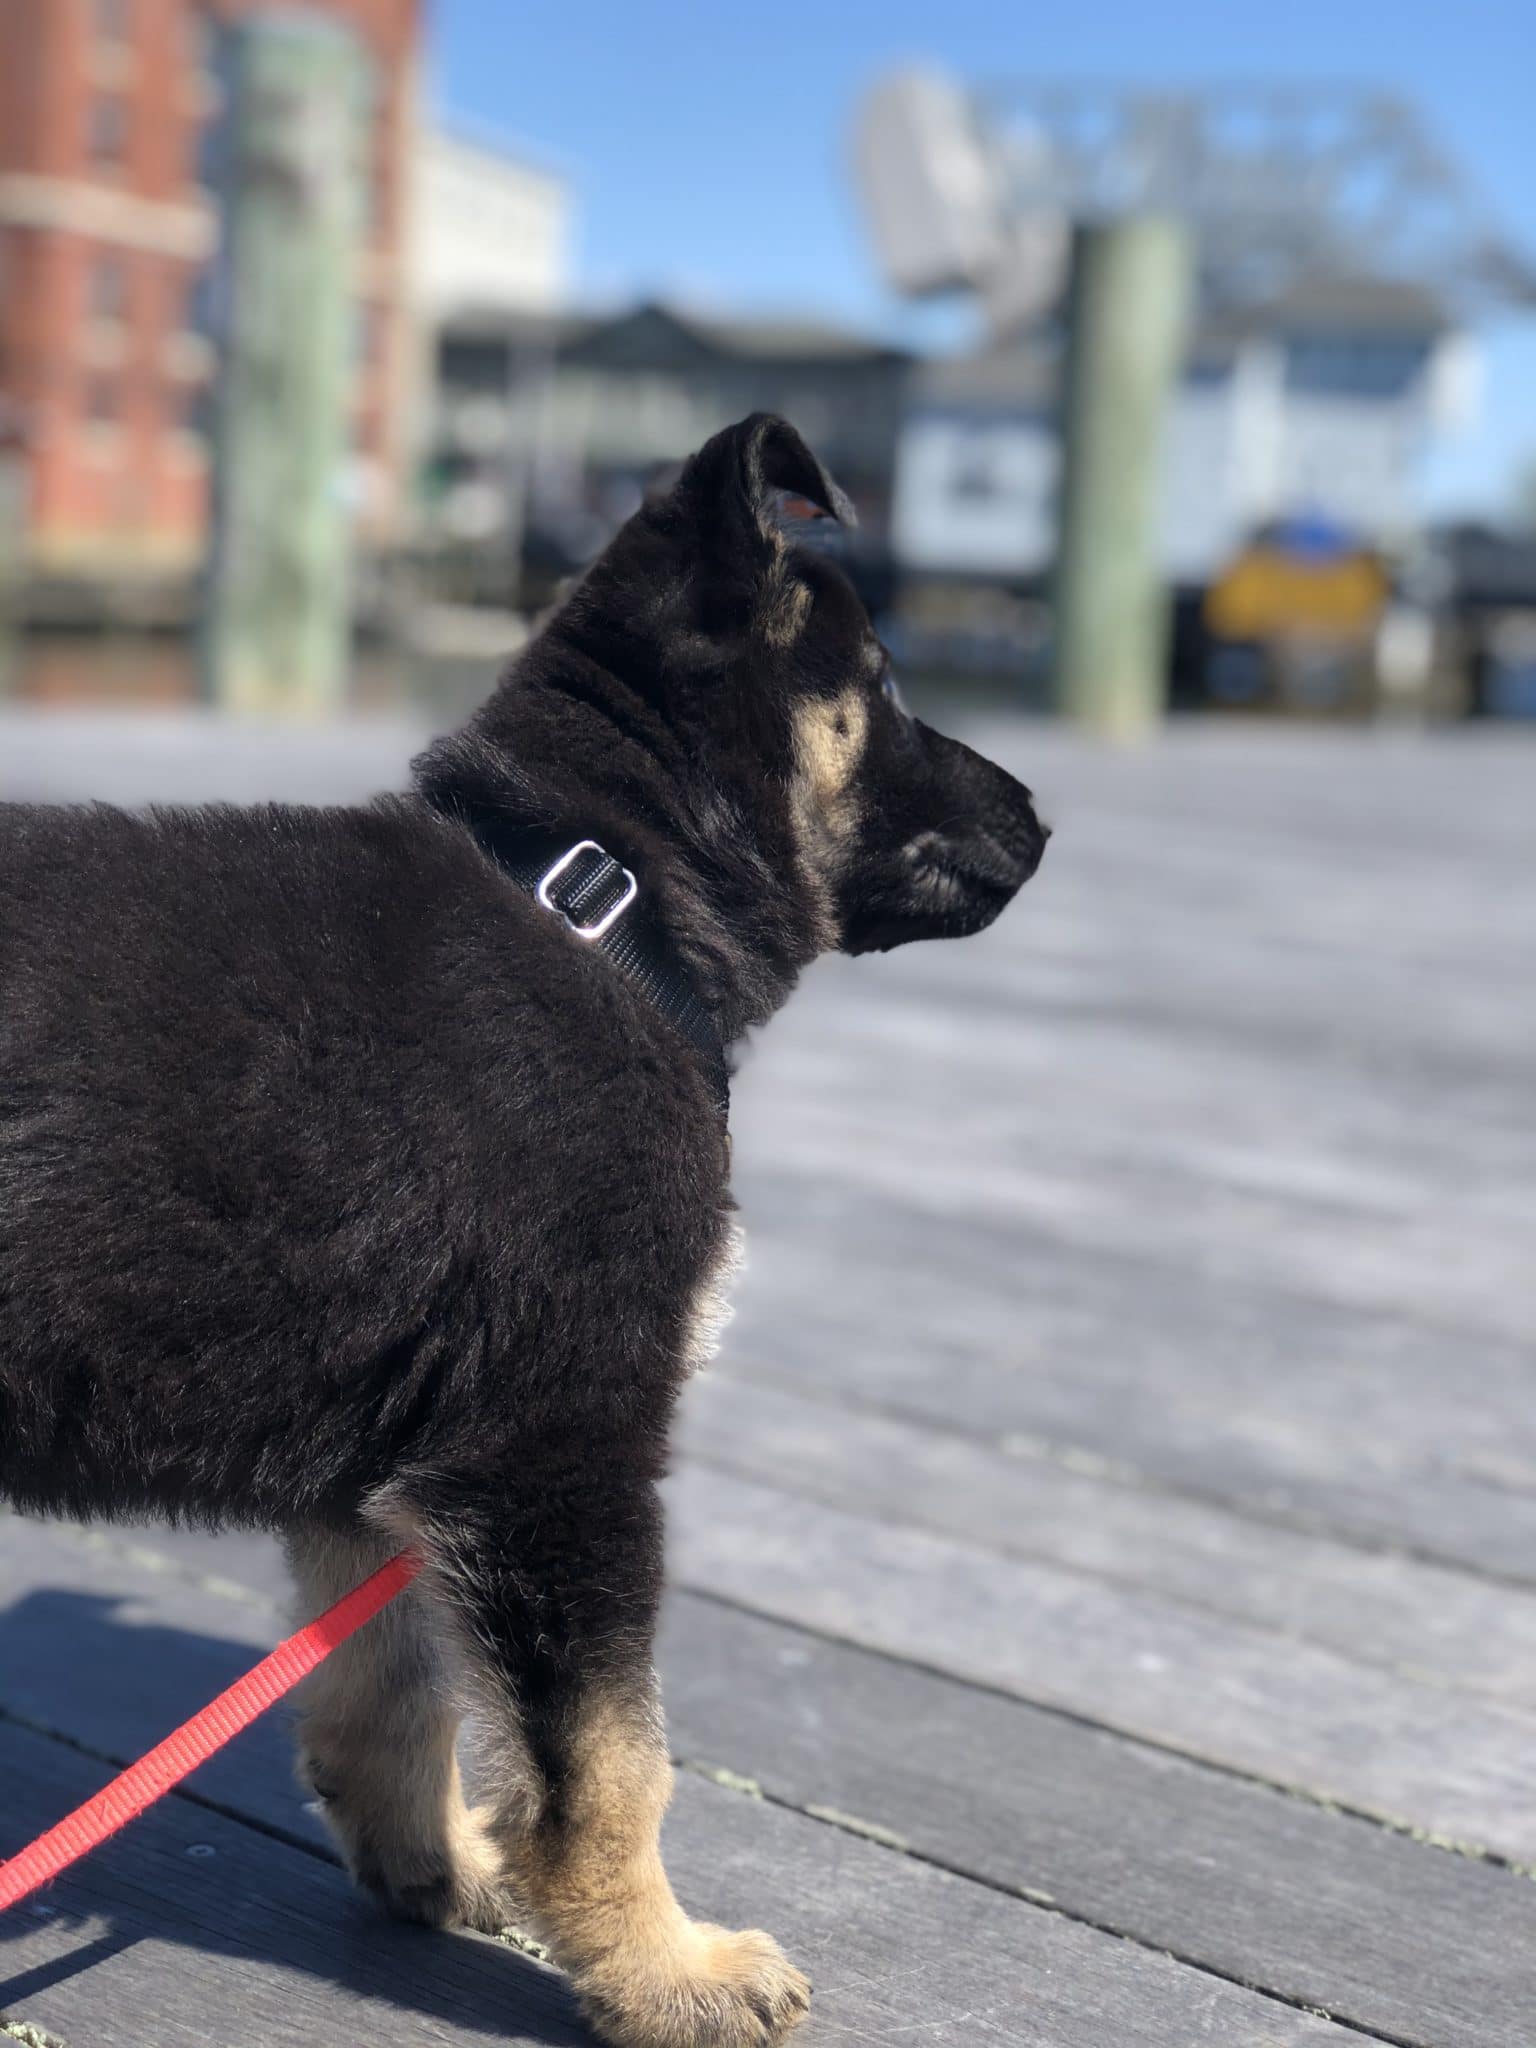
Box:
left=721, top=1182, right=1536, bottom=1581
left=0, top=1512, right=325, bottom=1853
left=663, top=1596, right=1536, bottom=2048
left=730, top=1060, right=1536, bottom=1350
left=724, top=726, right=1536, bottom=1379
left=7, top=1516, right=1529, bottom=2048
left=754, top=900, right=1536, bottom=1191
left=679, top=1373, right=1536, bottom=1705
left=0, top=1693, right=1357, bottom=2046
left=666, top=1465, right=1536, bottom=1863
left=0, top=1720, right=589, bottom=2048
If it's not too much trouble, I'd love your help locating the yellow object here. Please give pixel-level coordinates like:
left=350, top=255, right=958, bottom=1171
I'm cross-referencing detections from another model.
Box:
left=1206, top=548, right=1387, bottom=640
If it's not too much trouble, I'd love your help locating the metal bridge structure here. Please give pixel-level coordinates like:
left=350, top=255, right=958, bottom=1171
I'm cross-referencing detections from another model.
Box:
left=854, top=74, right=1536, bottom=335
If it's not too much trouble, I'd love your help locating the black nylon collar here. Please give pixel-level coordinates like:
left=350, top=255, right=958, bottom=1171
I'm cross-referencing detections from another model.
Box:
left=490, top=831, right=731, bottom=1122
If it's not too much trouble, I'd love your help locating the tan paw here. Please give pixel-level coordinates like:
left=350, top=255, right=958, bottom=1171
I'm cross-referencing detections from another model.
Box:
left=354, top=1843, right=517, bottom=1935
left=333, top=1798, right=518, bottom=1935
left=580, top=1923, right=811, bottom=2048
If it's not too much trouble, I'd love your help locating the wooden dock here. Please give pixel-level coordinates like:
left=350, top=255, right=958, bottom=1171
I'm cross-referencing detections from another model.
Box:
left=2, top=709, right=1534, bottom=2047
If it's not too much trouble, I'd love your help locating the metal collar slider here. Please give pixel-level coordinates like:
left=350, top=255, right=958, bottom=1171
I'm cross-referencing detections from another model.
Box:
left=535, top=839, right=639, bottom=941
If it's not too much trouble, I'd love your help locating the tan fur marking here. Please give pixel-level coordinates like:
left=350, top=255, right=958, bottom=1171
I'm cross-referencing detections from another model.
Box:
left=286, top=1526, right=513, bottom=1933
left=352, top=1521, right=808, bottom=2043
left=794, top=689, right=868, bottom=805
left=760, top=574, right=814, bottom=649
left=516, top=1691, right=811, bottom=2048
left=680, top=1221, right=745, bottom=1375
left=788, top=689, right=868, bottom=951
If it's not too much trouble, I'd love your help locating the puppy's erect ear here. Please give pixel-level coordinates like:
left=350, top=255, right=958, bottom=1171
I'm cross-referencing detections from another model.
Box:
left=676, top=413, right=855, bottom=568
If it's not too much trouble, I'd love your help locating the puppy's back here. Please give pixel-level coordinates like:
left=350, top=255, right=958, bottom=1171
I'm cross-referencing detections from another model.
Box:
left=0, top=794, right=719, bottom=1530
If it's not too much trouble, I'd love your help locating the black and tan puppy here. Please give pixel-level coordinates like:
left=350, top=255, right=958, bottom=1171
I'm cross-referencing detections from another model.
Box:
left=0, top=416, right=1046, bottom=2047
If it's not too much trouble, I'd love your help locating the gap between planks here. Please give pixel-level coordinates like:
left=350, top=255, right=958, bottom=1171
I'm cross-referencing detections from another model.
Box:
left=0, top=1685, right=1411, bottom=2048
left=666, top=1464, right=1536, bottom=1870
left=678, top=1371, right=1536, bottom=1704
left=710, top=1360, right=1536, bottom=1601
left=15, top=1505, right=1536, bottom=1883
left=9, top=1510, right=1532, bottom=2046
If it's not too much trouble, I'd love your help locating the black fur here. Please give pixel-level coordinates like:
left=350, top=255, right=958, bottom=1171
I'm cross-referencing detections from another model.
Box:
left=0, top=415, right=1045, bottom=1996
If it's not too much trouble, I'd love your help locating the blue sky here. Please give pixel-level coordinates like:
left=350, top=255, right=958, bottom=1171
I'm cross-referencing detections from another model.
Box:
left=431, top=0, right=1536, bottom=517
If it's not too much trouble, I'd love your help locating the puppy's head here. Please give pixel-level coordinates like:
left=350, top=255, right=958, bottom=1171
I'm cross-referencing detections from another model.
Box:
left=585, top=412, right=1048, bottom=956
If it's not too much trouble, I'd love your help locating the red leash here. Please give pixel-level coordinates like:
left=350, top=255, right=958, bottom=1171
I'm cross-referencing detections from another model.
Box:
left=0, top=1547, right=421, bottom=1913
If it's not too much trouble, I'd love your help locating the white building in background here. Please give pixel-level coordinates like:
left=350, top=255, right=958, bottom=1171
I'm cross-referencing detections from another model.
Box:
left=894, top=349, right=1057, bottom=579
left=407, top=124, right=572, bottom=553
left=413, top=127, right=571, bottom=323
left=894, top=274, right=1469, bottom=586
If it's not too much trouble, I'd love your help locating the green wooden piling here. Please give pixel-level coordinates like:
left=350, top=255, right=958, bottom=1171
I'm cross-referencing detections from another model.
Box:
left=203, top=17, right=366, bottom=717
left=1052, top=217, right=1191, bottom=739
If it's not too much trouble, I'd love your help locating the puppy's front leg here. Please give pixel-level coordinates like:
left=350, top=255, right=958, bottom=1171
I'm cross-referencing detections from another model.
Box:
left=396, top=1468, right=811, bottom=2048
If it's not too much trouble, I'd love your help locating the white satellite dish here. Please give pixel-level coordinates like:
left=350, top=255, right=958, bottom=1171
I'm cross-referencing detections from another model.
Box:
left=852, top=70, right=1007, bottom=298
left=854, top=70, right=1069, bottom=332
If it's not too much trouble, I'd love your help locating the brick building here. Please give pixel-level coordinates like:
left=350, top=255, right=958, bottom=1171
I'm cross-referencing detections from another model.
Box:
left=0, top=0, right=420, bottom=593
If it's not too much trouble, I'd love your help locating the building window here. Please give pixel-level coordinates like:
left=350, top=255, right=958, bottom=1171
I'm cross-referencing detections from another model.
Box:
left=1284, top=336, right=1429, bottom=400
left=91, top=0, right=132, bottom=46
left=185, top=265, right=219, bottom=341
left=88, top=252, right=128, bottom=325
left=87, top=94, right=129, bottom=170
left=950, top=434, right=1004, bottom=504
left=171, top=380, right=210, bottom=442
left=195, top=100, right=227, bottom=194
left=1185, top=355, right=1231, bottom=391
left=184, top=7, right=213, bottom=79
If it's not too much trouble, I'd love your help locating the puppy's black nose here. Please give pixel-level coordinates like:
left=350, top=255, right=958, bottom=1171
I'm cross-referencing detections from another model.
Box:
left=1019, top=816, right=1049, bottom=882
left=997, top=791, right=1050, bottom=884
left=969, top=809, right=1047, bottom=895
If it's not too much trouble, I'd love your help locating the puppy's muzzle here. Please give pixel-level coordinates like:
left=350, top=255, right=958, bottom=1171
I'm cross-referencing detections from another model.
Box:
left=932, top=732, right=1050, bottom=903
